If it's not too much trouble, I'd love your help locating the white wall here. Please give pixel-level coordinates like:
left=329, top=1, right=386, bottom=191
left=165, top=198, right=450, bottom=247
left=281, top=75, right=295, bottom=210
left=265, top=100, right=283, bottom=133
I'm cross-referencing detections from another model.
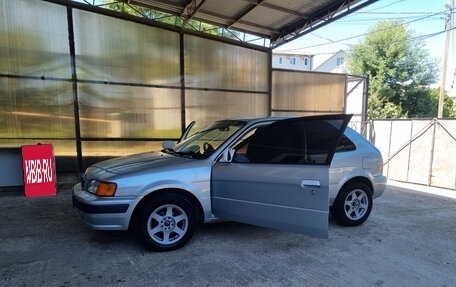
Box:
left=313, top=50, right=347, bottom=73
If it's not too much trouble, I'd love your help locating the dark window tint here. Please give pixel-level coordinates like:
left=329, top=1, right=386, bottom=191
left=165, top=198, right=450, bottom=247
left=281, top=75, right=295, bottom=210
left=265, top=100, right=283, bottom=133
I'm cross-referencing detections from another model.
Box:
left=244, top=117, right=346, bottom=165
left=336, top=135, right=356, bottom=153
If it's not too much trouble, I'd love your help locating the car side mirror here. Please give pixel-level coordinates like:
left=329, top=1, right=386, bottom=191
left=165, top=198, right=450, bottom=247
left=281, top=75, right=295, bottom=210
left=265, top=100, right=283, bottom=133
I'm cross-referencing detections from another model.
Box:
left=162, top=140, right=175, bottom=150
left=220, top=148, right=235, bottom=163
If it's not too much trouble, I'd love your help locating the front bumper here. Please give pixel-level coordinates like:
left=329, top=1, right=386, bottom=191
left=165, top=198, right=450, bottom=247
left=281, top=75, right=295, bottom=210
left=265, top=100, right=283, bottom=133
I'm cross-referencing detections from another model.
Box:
left=72, top=183, right=135, bottom=230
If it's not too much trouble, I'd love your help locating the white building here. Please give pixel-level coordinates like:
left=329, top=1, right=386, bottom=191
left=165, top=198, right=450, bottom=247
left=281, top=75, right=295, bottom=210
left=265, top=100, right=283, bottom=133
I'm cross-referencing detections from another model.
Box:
left=312, top=50, right=347, bottom=73
left=272, top=49, right=348, bottom=73
left=272, top=50, right=312, bottom=71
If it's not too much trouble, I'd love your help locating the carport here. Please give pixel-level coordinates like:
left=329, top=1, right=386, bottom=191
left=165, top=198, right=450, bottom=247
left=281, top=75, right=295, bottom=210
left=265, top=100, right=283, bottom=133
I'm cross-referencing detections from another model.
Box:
left=0, top=0, right=376, bottom=174
left=1, top=2, right=456, bottom=286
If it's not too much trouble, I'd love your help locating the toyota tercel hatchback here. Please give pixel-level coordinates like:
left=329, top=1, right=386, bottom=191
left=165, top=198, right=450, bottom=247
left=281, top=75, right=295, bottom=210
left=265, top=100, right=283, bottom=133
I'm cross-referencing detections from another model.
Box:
left=73, top=114, right=386, bottom=251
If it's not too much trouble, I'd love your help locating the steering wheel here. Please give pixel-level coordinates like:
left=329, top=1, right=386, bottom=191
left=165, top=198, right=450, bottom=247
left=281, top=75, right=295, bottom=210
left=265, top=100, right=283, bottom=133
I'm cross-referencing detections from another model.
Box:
left=203, top=142, right=215, bottom=156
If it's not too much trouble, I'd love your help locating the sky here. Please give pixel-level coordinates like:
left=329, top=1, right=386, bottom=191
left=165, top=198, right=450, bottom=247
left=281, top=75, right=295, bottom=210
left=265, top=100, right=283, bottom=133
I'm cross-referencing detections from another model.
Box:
left=275, top=0, right=454, bottom=92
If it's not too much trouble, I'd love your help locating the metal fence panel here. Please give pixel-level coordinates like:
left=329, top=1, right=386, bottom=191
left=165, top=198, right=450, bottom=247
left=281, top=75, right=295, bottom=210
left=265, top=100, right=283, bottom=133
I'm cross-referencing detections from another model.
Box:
left=407, top=120, right=434, bottom=185
left=431, top=121, right=456, bottom=188
left=387, top=121, right=413, bottom=182
left=372, top=119, right=456, bottom=190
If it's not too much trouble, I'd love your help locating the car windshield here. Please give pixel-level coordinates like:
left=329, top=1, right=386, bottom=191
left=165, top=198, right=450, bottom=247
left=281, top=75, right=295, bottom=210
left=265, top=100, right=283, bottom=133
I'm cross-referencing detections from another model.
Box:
left=166, top=120, right=246, bottom=159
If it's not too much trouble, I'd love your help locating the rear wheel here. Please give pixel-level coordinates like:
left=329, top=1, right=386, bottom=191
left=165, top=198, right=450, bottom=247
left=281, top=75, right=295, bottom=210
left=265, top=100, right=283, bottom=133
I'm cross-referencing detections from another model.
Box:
left=135, top=194, right=196, bottom=251
left=331, top=182, right=373, bottom=226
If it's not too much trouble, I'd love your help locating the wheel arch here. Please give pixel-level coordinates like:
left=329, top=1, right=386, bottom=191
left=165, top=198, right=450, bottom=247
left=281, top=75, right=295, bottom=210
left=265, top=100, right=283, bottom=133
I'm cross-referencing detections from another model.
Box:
left=339, top=176, right=373, bottom=197
left=129, top=188, right=205, bottom=231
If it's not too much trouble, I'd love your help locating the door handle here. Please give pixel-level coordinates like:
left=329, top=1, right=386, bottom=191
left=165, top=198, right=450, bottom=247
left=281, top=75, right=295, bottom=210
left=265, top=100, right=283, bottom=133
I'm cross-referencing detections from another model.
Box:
left=300, top=180, right=320, bottom=188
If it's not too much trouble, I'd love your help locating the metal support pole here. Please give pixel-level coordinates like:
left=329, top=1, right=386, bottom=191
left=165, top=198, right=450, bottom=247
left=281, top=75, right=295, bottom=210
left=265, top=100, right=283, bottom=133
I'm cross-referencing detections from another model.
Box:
left=428, top=120, right=437, bottom=186
left=180, top=32, right=186, bottom=133
left=438, top=0, right=452, bottom=118
left=386, top=119, right=393, bottom=178
left=267, top=49, right=273, bottom=116
left=67, top=6, right=83, bottom=173
left=406, top=119, right=414, bottom=182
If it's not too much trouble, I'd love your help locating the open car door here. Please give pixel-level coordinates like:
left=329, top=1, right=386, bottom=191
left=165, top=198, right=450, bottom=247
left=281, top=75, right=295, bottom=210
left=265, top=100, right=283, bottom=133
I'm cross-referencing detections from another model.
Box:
left=211, top=114, right=352, bottom=238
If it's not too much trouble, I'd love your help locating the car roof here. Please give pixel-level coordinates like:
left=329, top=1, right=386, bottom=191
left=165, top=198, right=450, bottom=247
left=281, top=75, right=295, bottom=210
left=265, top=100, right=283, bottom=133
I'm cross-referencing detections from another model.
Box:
left=222, top=116, right=295, bottom=124
left=223, top=115, right=357, bottom=125
left=222, top=115, right=362, bottom=139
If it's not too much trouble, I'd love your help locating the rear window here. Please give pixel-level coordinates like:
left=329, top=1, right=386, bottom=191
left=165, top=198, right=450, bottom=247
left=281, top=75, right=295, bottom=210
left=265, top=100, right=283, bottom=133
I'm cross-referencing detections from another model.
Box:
left=336, top=135, right=356, bottom=153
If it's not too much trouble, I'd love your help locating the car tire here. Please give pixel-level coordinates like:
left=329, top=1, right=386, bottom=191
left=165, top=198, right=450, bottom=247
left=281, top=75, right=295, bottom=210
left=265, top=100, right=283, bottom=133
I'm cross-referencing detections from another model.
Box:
left=331, top=182, right=373, bottom=226
left=135, top=193, right=196, bottom=251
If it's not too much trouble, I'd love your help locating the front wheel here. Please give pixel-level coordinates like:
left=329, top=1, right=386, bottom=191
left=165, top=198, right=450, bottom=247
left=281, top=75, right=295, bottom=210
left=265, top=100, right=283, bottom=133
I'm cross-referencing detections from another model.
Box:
left=331, top=182, right=373, bottom=226
left=135, top=194, right=196, bottom=251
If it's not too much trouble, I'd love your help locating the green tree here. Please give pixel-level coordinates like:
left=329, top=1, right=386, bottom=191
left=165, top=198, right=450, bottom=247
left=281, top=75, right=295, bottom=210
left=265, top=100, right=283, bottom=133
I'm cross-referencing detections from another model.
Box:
left=348, top=20, right=443, bottom=119
left=102, top=1, right=238, bottom=39
left=399, top=87, right=455, bottom=118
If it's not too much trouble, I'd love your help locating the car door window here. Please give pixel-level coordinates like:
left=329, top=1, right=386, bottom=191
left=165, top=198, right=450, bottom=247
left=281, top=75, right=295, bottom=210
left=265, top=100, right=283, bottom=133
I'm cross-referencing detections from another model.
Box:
left=231, top=128, right=258, bottom=163
left=233, top=117, right=349, bottom=165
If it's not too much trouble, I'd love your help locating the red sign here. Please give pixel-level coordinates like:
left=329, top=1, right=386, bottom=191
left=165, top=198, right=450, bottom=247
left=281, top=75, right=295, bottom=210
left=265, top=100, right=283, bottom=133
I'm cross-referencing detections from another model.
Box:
left=21, top=144, right=57, bottom=197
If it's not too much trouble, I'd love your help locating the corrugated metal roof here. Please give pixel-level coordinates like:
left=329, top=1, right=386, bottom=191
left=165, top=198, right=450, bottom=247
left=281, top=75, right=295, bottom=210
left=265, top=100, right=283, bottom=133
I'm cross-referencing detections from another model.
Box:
left=127, top=0, right=379, bottom=48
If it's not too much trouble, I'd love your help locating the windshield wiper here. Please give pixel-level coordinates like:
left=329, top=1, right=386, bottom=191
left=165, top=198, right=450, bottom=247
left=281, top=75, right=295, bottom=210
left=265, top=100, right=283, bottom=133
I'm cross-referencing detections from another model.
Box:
left=173, top=150, right=206, bottom=159
left=162, top=148, right=206, bottom=159
left=161, top=148, right=175, bottom=154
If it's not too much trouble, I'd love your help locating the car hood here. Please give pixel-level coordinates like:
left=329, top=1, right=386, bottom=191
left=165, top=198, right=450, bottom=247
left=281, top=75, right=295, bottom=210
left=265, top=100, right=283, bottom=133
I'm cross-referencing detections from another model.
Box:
left=87, top=151, right=190, bottom=178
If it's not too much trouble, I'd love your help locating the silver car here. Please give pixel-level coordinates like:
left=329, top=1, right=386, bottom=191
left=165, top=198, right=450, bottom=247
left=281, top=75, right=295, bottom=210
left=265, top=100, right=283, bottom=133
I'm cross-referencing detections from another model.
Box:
left=73, top=114, right=386, bottom=251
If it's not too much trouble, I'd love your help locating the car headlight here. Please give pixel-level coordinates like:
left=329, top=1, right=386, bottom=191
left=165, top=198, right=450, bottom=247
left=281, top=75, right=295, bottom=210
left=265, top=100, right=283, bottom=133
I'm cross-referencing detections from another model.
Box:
left=88, top=180, right=117, bottom=197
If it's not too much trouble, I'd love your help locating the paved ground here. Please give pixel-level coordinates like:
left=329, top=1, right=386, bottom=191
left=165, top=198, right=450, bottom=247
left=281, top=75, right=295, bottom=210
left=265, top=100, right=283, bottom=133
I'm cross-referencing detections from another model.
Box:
left=1, top=176, right=455, bottom=287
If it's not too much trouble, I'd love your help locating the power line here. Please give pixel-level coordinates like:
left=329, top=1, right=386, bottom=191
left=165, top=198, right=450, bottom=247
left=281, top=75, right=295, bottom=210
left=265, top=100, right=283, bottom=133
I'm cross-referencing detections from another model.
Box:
left=353, top=11, right=445, bottom=15
left=281, top=11, right=447, bottom=51
left=281, top=23, right=454, bottom=56
left=301, top=28, right=452, bottom=54
left=358, top=0, right=407, bottom=12
left=336, top=12, right=448, bottom=24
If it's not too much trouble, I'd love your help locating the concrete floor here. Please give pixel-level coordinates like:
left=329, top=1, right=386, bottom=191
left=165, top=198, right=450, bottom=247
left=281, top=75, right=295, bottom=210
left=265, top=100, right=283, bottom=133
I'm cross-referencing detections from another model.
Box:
left=1, top=177, right=455, bottom=287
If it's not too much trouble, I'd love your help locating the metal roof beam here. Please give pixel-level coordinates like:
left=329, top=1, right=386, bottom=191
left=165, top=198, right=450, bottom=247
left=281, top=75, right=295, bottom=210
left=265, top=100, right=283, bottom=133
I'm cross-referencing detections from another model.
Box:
left=181, top=0, right=207, bottom=27
left=195, top=8, right=278, bottom=34
left=271, top=0, right=379, bottom=48
left=129, top=0, right=183, bottom=16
